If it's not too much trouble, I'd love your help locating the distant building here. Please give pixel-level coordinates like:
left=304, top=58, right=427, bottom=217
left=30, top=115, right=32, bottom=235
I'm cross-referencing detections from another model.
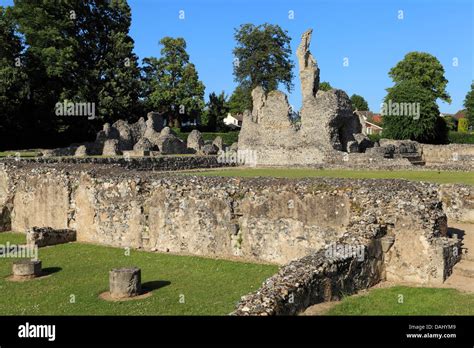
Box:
left=354, top=111, right=383, bottom=135
left=223, top=113, right=243, bottom=129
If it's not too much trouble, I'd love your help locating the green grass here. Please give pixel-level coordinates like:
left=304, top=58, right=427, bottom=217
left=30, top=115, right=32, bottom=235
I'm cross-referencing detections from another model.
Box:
left=193, top=168, right=474, bottom=185
left=0, top=232, right=277, bottom=315
left=0, top=151, right=40, bottom=158
left=327, top=286, right=474, bottom=315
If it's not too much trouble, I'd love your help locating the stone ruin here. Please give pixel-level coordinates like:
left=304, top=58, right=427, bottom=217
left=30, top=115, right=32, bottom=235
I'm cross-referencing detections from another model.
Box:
left=42, top=112, right=222, bottom=158
left=237, top=29, right=368, bottom=166
left=237, top=29, right=429, bottom=167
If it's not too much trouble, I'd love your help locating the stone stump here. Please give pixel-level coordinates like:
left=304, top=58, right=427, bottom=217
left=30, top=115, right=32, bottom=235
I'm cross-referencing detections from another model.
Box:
left=109, top=267, right=142, bottom=299
left=12, top=260, right=42, bottom=279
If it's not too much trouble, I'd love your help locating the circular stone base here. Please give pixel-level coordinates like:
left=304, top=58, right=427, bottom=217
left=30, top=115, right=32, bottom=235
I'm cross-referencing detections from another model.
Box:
left=99, top=291, right=152, bottom=302
left=6, top=273, right=51, bottom=282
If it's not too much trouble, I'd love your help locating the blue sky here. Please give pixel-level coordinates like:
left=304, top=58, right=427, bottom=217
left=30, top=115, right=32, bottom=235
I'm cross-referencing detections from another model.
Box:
left=2, top=0, right=473, bottom=113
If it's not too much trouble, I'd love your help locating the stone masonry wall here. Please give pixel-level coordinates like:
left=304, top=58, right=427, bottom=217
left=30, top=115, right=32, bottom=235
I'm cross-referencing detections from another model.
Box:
left=421, top=144, right=474, bottom=166
left=0, top=163, right=457, bottom=287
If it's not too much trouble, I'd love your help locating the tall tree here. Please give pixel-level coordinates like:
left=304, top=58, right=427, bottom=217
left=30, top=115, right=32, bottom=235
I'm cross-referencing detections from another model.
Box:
left=207, top=91, right=229, bottom=131
left=463, top=82, right=474, bottom=127
left=142, top=37, right=205, bottom=127
left=382, top=80, right=447, bottom=144
left=233, top=23, right=294, bottom=94
left=389, top=52, right=451, bottom=103
left=228, top=85, right=252, bottom=114
left=0, top=6, right=28, bottom=148
left=350, top=94, right=369, bottom=111
left=11, top=0, right=142, bottom=146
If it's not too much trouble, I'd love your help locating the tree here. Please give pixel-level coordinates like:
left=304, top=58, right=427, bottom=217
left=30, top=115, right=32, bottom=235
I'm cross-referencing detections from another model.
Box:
left=207, top=92, right=229, bottom=131
left=458, top=118, right=469, bottom=133
left=233, top=23, right=294, bottom=93
left=142, top=37, right=205, bottom=128
left=464, top=82, right=474, bottom=126
left=319, top=81, right=332, bottom=91
left=382, top=80, right=448, bottom=144
left=350, top=94, right=369, bottom=111
left=389, top=52, right=451, bottom=103
left=11, top=0, right=142, bottom=147
left=228, top=85, right=252, bottom=114
left=0, top=6, right=29, bottom=148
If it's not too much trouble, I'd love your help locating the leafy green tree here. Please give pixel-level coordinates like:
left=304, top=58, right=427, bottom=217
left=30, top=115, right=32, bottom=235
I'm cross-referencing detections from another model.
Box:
left=350, top=94, right=369, bottom=111
left=228, top=85, right=252, bottom=114
left=382, top=80, right=447, bottom=144
left=464, top=82, right=474, bottom=126
left=389, top=52, right=451, bottom=103
left=233, top=23, right=294, bottom=93
left=458, top=118, right=469, bottom=133
left=443, top=115, right=456, bottom=131
left=319, top=81, right=332, bottom=91
left=11, top=0, right=142, bottom=146
left=0, top=6, right=29, bottom=146
left=207, top=92, right=229, bottom=131
left=142, top=37, right=205, bottom=128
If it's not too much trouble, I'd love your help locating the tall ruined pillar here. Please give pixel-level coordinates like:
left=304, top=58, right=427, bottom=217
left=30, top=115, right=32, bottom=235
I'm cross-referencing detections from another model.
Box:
left=296, top=29, right=320, bottom=104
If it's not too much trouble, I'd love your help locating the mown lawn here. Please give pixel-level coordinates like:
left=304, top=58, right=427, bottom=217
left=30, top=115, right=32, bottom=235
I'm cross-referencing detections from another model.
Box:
left=0, top=232, right=277, bottom=315
left=0, top=151, right=40, bottom=158
left=326, top=286, right=474, bottom=315
left=194, top=168, right=474, bottom=186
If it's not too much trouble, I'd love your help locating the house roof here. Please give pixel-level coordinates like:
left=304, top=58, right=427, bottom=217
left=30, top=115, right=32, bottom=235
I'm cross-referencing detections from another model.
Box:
left=232, top=114, right=243, bottom=122
left=371, top=114, right=383, bottom=125
left=365, top=121, right=383, bottom=130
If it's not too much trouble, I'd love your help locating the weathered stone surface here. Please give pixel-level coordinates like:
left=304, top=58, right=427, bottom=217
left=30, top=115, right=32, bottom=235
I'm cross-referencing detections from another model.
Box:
left=102, top=139, right=121, bottom=156
left=155, top=127, right=186, bottom=154
left=0, top=162, right=457, bottom=277
left=109, top=267, right=141, bottom=298
left=439, top=184, right=474, bottom=223
left=12, top=260, right=42, bottom=279
left=201, top=144, right=219, bottom=155
left=133, top=137, right=157, bottom=152
left=238, top=28, right=363, bottom=166
left=26, top=226, right=76, bottom=247
left=353, top=133, right=373, bottom=152
left=187, top=130, right=204, bottom=153
left=296, top=29, right=320, bottom=104
left=212, top=136, right=224, bottom=151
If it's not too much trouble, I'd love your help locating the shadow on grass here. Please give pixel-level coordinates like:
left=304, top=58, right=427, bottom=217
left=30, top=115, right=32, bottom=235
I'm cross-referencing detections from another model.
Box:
left=142, top=280, right=171, bottom=293
left=41, top=267, right=62, bottom=276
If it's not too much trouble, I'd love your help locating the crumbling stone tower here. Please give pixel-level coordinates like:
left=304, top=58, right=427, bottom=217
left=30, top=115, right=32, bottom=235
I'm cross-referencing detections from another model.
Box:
left=238, top=28, right=365, bottom=166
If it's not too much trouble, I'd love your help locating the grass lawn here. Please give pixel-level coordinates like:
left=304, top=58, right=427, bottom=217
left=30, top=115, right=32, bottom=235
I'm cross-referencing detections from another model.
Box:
left=193, top=168, right=474, bottom=186
left=326, top=286, right=474, bottom=315
left=0, top=232, right=277, bottom=315
left=0, top=151, right=40, bottom=158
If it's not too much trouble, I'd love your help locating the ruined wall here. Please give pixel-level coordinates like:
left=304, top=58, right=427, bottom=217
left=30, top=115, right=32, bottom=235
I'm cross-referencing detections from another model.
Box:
left=233, top=241, right=384, bottom=315
left=238, top=29, right=366, bottom=166
left=0, top=163, right=457, bottom=286
left=0, top=155, right=232, bottom=172
left=439, top=184, right=474, bottom=223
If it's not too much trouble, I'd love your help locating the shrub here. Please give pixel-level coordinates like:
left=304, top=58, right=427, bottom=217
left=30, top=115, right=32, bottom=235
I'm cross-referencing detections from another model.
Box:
left=448, top=131, right=474, bottom=144
left=458, top=118, right=469, bottom=133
